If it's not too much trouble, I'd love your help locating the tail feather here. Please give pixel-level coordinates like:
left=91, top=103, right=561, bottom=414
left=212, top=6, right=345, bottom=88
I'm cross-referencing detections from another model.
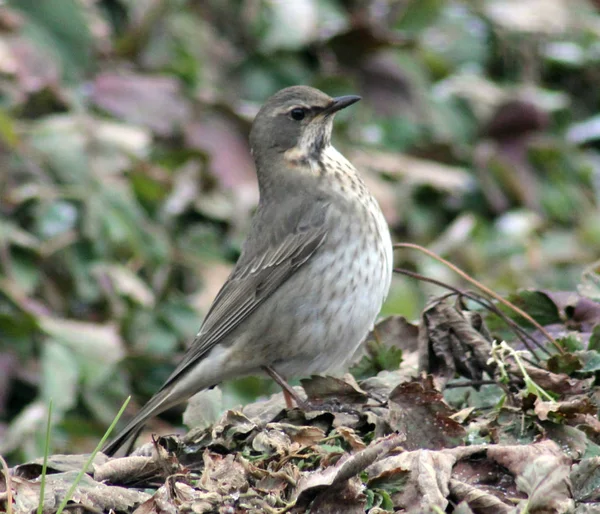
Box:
left=102, top=388, right=176, bottom=456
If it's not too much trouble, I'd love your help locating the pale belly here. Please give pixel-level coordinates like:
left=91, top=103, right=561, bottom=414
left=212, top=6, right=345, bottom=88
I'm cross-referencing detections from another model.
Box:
left=250, top=206, right=393, bottom=377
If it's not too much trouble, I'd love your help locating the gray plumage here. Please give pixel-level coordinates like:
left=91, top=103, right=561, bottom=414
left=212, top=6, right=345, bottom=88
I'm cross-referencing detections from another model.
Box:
left=103, top=86, right=392, bottom=456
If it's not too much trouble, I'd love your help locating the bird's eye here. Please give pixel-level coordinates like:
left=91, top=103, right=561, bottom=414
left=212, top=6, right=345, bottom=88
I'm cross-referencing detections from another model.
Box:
left=290, top=108, right=306, bottom=121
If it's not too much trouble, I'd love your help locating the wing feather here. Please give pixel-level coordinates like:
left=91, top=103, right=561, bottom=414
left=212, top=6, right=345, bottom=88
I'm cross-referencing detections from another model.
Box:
left=160, top=202, right=329, bottom=389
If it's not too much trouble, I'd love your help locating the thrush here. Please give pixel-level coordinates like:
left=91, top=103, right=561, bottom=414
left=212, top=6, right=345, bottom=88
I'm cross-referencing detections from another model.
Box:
left=103, top=85, right=393, bottom=456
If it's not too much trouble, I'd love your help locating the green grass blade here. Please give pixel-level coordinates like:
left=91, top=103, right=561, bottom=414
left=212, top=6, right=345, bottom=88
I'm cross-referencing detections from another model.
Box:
left=37, top=399, right=53, bottom=514
left=55, top=396, right=131, bottom=514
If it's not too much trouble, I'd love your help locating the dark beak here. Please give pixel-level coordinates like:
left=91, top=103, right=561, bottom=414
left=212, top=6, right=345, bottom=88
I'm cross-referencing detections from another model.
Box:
left=323, top=95, right=361, bottom=115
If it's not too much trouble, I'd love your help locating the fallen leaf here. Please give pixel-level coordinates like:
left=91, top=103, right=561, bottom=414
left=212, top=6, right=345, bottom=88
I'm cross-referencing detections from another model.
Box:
left=388, top=376, right=466, bottom=450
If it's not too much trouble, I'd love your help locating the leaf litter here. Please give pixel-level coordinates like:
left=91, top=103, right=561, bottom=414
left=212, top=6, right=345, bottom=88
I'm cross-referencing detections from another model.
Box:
left=4, top=286, right=600, bottom=513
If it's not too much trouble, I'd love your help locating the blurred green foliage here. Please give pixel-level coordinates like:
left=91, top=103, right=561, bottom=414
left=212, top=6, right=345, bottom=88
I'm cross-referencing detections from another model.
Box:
left=1, top=0, right=599, bottom=460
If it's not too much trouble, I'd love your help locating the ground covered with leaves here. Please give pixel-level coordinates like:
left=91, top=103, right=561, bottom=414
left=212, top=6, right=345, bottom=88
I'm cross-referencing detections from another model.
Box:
left=4, top=285, right=600, bottom=512
left=2, top=0, right=600, bottom=512
left=2, top=0, right=600, bottom=459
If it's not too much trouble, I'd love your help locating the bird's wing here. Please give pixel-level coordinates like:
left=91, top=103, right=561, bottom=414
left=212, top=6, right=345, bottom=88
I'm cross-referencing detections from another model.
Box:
left=160, top=198, right=330, bottom=389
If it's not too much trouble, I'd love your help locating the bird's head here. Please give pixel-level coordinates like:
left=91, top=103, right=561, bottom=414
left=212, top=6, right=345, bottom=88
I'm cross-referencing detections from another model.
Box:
left=249, top=86, right=361, bottom=167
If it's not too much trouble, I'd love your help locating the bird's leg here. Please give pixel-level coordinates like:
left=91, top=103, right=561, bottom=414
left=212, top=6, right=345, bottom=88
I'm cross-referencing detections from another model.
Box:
left=263, top=366, right=364, bottom=415
left=262, top=365, right=304, bottom=408
left=282, top=389, right=294, bottom=409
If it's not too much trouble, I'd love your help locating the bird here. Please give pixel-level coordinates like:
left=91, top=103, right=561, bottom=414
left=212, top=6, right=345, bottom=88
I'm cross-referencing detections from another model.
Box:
left=103, top=85, right=393, bottom=456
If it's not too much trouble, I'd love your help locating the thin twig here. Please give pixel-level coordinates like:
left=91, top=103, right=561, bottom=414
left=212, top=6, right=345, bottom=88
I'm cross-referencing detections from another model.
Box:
left=394, top=243, right=563, bottom=354
left=393, top=268, right=549, bottom=360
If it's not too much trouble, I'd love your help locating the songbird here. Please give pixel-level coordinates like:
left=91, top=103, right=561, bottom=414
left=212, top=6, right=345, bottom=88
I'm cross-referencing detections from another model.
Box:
left=103, top=85, right=393, bottom=456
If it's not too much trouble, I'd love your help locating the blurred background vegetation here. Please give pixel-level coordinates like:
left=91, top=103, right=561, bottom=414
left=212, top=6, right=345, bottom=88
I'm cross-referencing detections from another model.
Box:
left=1, top=0, right=599, bottom=462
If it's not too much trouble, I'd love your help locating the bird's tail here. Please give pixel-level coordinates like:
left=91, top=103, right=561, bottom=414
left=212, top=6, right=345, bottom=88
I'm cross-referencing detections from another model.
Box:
left=102, top=387, right=177, bottom=457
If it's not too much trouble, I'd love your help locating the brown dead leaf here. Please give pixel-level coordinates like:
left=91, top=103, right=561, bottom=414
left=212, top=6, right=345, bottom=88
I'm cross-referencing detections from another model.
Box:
left=15, top=452, right=108, bottom=479
left=353, top=315, right=419, bottom=371
left=359, top=368, right=419, bottom=400
left=13, top=471, right=150, bottom=513
left=266, top=423, right=325, bottom=446
left=451, top=454, right=525, bottom=508
left=208, top=410, right=256, bottom=446
left=453, top=501, right=477, bottom=514
left=388, top=376, right=466, bottom=450
left=516, top=454, right=574, bottom=513
left=293, top=433, right=403, bottom=509
left=198, top=451, right=248, bottom=495
left=369, top=315, right=419, bottom=350
left=544, top=291, right=600, bottom=331
left=419, top=297, right=494, bottom=389
left=250, top=461, right=300, bottom=494
left=369, top=445, right=523, bottom=512
left=133, top=483, right=181, bottom=514
left=368, top=449, right=456, bottom=512
left=301, top=374, right=368, bottom=405
left=540, top=423, right=588, bottom=460
left=181, top=408, right=258, bottom=460
left=252, top=428, right=292, bottom=457
left=307, top=477, right=366, bottom=514
left=335, top=427, right=367, bottom=451
left=570, top=457, right=600, bottom=502
left=241, top=388, right=299, bottom=425
left=571, top=413, right=600, bottom=435
left=487, top=439, right=568, bottom=476
left=449, top=479, right=513, bottom=514
left=95, top=447, right=182, bottom=487
left=534, top=396, right=597, bottom=421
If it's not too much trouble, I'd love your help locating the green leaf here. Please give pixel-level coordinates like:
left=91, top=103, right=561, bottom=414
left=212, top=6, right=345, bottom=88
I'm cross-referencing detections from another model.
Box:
left=350, top=339, right=403, bottom=380
left=82, top=371, right=130, bottom=426
left=93, top=264, right=155, bottom=307
left=0, top=312, right=37, bottom=357
left=160, top=298, right=201, bottom=339
left=395, top=0, right=444, bottom=33
left=259, top=0, right=317, bottom=51
left=506, top=291, right=561, bottom=326
left=369, top=469, right=409, bottom=494
left=372, top=489, right=394, bottom=511
left=9, top=0, right=93, bottom=82
left=556, top=334, right=584, bottom=353
left=579, top=262, right=600, bottom=302
left=10, top=250, right=42, bottom=295
left=571, top=457, right=600, bottom=502
left=39, top=317, right=125, bottom=387
left=34, top=201, right=78, bottom=240
left=0, top=107, right=19, bottom=147
left=576, top=350, right=600, bottom=373
left=126, top=310, right=179, bottom=356
left=41, top=340, right=79, bottom=415
left=0, top=220, right=40, bottom=250
left=546, top=352, right=582, bottom=375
